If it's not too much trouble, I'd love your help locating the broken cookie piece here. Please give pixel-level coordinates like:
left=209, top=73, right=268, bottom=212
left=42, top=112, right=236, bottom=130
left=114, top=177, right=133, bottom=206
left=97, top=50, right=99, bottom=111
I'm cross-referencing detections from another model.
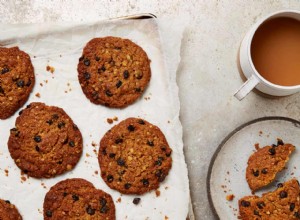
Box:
left=239, top=178, right=300, bottom=219
left=246, top=142, right=295, bottom=192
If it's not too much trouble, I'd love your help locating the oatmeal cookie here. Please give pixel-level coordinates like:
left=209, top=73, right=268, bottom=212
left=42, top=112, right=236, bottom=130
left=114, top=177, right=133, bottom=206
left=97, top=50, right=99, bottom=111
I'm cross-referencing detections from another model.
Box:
left=98, top=118, right=172, bottom=194
left=8, top=102, right=83, bottom=178
left=43, top=178, right=115, bottom=220
left=0, top=47, right=35, bottom=119
left=78, top=37, right=151, bottom=108
left=0, top=199, right=22, bottom=220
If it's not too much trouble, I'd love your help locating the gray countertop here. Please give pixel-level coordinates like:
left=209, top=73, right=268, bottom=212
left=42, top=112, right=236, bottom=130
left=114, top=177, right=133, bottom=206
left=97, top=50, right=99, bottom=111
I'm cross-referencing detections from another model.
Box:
left=1, top=1, right=300, bottom=219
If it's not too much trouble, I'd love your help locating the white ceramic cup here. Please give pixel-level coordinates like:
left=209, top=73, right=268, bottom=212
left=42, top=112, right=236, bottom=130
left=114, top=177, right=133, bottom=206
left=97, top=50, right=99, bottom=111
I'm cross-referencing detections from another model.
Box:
left=234, top=10, right=300, bottom=100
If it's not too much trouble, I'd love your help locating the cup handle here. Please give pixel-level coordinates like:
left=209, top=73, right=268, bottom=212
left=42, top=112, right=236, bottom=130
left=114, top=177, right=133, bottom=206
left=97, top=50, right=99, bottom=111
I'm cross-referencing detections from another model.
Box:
left=234, top=75, right=260, bottom=100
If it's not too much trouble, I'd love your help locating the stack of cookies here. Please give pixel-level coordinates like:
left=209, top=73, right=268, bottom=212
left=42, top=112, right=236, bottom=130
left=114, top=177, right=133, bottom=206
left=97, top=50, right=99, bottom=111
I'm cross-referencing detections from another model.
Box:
left=0, top=36, right=173, bottom=219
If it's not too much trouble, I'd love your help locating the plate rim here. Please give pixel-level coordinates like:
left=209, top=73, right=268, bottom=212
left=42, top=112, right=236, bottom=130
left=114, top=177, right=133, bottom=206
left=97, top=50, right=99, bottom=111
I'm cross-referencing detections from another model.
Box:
left=206, top=116, right=300, bottom=219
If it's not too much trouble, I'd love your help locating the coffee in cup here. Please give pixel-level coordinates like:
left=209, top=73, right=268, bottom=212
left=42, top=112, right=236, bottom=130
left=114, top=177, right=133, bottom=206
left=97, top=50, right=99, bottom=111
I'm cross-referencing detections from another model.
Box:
left=235, top=10, right=300, bottom=100
left=251, top=17, right=300, bottom=87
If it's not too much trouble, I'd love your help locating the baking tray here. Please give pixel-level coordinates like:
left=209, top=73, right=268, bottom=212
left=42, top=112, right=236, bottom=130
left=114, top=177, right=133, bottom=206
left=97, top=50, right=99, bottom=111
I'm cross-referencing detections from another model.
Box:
left=0, top=13, right=193, bottom=219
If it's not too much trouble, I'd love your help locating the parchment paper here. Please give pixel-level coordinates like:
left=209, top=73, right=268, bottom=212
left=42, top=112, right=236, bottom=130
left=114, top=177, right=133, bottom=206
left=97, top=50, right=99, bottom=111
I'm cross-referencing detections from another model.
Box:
left=0, top=18, right=190, bottom=219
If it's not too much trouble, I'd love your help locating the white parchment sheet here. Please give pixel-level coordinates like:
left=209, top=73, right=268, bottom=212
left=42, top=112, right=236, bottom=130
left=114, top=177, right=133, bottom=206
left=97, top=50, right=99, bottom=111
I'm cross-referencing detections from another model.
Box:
left=0, top=18, right=190, bottom=219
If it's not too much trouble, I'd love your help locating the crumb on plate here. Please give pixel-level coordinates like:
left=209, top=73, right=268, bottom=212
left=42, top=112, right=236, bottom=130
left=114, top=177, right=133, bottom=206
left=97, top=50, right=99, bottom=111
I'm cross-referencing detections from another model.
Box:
left=107, top=118, right=113, bottom=124
left=155, top=190, right=161, bottom=197
left=46, top=65, right=55, bottom=73
left=226, top=194, right=235, bottom=201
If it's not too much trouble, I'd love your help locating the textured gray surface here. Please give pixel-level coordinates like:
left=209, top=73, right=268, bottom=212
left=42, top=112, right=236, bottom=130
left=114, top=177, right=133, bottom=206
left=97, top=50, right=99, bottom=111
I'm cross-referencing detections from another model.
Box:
left=1, top=1, right=300, bottom=219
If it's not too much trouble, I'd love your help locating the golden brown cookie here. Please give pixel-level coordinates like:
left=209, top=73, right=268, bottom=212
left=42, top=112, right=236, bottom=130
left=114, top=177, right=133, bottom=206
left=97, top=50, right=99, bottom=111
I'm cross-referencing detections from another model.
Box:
left=0, top=47, right=35, bottom=119
left=43, top=178, right=115, bottom=220
left=0, top=199, right=22, bottom=220
left=98, top=118, right=172, bottom=195
left=239, top=178, right=300, bottom=219
left=77, top=37, right=151, bottom=108
left=246, top=141, right=295, bottom=192
left=8, top=102, right=83, bottom=178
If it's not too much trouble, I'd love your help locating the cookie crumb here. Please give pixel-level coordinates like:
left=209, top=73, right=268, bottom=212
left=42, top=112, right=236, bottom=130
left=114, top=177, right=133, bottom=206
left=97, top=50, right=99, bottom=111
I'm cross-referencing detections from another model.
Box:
left=21, top=176, right=26, bottom=182
left=41, top=182, right=47, bottom=189
left=94, top=170, right=98, bottom=175
left=226, top=194, right=235, bottom=201
left=35, top=92, right=41, bottom=98
left=46, top=65, right=55, bottom=73
left=107, top=118, right=113, bottom=124
left=155, top=190, right=161, bottom=197
left=4, top=169, right=9, bottom=176
left=133, top=198, right=141, bottom=205
left=277, top=138, right=284, bottom=145
left=113, top=116, right=118, bottom=121
left=92, top=141, right=97, bottom=147
left=86, top=153, right=90, bottom=157
left=40, top=83, right=43, bottom=87
left=116, top=197, right=121, bottom=203
left=164, top=216, right=169, bottom=220
left=254, top=143, right=260, bottom=150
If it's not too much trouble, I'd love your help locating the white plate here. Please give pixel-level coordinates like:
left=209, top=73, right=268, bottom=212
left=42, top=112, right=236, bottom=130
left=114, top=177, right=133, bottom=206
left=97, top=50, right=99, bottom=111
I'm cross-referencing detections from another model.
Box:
left=207, top=117, right=300, bottom=220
